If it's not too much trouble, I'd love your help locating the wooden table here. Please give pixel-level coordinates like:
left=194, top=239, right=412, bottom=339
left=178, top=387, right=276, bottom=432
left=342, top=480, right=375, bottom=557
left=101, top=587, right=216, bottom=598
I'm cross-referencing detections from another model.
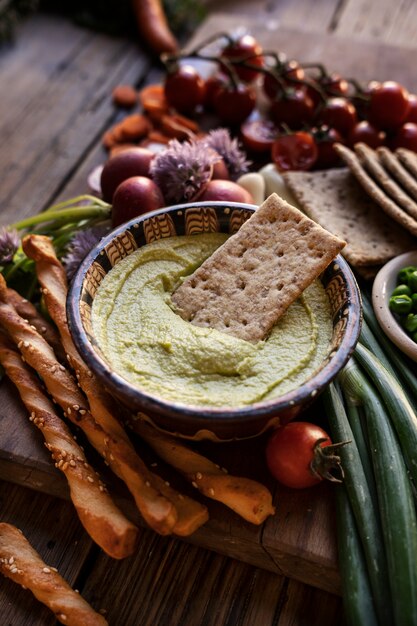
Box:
left=1, top=1, right=416, bottom=624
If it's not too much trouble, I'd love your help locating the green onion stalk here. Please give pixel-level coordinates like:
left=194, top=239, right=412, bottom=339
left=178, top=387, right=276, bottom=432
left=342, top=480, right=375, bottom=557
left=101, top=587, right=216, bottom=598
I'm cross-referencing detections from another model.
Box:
left=0, top=195, right=112, bottom=299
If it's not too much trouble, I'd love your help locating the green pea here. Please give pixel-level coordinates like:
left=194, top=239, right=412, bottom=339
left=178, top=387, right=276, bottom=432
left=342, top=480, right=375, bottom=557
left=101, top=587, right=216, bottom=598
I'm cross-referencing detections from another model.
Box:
left=389, top=294, right=413, bottom=315
left=398, top=266, right=417, bottom=284
left=404, top=313, right=417, bottom=334
left=412, top=293, right=417, bottom=311
left=412, top=330, right=417, bottom=343
left=391, top=284, right=412, bottom=297
left=408, top=270, right=417, bottom=293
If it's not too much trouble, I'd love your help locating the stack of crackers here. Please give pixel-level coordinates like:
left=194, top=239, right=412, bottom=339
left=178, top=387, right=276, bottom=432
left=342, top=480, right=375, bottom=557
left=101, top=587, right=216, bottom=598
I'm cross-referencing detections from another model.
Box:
left=283, top=145, right=417, bottom=279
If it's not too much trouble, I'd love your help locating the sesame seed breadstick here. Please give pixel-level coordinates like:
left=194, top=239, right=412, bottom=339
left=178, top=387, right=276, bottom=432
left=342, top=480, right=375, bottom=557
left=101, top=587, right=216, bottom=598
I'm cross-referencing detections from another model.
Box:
left=0, top=334, right=138, bottom=559
left=22, top=234, right=129, bottom=445
left=6, top=286, right=66, bottom=362
left=22, top=235, right=209, bottom=536
left=0, top=523, right=107, bottom=626
left=130, top=420, right=275, bottom=525
left=0, top=275, right=177, bottom=535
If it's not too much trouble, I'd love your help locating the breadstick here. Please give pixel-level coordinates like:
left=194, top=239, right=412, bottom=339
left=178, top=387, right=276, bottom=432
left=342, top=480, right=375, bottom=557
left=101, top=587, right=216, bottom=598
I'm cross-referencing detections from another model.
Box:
left=6, top=286, right=66, bottom=362
left=130, top=420, right=276, bottom=525
left=0, top=523, right=107, bottom=625
left=22, top=235, right=209, bottom=536
left=0, top=275, right=177, bottom=535
left=0, top=334, right=138, bottom=558
left=22, top=234, right=129, bottom=445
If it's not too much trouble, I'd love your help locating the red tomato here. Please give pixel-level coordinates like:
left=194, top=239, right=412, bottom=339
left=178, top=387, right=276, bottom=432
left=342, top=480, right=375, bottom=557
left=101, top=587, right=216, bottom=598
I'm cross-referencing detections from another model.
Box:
left=271, top=132, right=318, bottom=172
left=240, top=118, right=281, bottom=152
left=349, top=120, right=386, bottom=149
left=266, top=422, right=333, bottom=489
left=317, top=97, right=357, bottom=137
left=405, top=94, right=417, bottom=124
left=313, top=126, right=344, bottom=169
left=164, top=65, right=206, bottom=114
left=221, top=34, right=263, bottom=83
left=283, top=59, right=305, bottom=83
left=319, top=72, right=349, bottom=97
left=390, top=122, right=417, bottom=152
left=369, top=81, right=410, bottom=130
left=270, top=87, right=315, bottom=129
left=213, top=83, right=256, bottom=125
left=204, top=73, right=229, bottom=111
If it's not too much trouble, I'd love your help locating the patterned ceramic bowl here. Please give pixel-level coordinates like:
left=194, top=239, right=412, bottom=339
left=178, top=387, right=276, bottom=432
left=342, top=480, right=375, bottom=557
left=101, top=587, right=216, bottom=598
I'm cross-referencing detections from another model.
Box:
left=67, top=201, right=362, bottom=441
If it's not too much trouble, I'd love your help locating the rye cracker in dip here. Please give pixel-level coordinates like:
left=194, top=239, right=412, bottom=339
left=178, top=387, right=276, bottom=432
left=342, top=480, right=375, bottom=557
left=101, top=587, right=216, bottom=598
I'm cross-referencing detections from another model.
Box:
left=91, top=195, right=345, bottom=408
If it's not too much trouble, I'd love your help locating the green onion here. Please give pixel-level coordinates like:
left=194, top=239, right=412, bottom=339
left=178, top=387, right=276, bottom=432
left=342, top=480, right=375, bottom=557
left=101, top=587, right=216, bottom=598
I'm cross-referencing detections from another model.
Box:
left=339, top=358, right=417, bottom=626
left=322, top=383, right=392, bottom=626
left=335, top=485, right=378, bottom=626
left=354, top=342, right=417, bottom=487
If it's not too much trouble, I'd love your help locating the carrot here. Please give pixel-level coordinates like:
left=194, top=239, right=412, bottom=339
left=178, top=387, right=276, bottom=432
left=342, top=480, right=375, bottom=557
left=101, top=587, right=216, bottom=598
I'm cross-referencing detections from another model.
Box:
left=132, top=0, right=179, bottom=55
left=112, top=84, right=138, bottom=108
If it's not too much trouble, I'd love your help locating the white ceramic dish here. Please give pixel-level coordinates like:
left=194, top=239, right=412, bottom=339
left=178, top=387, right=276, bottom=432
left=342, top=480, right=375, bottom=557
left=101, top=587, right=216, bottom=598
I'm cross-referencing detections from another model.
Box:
left=372, top=251, right=417, bottom=362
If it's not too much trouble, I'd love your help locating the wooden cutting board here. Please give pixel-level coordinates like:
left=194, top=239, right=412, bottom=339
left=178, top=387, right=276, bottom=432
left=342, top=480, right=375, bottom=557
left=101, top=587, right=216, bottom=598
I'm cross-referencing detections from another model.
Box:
left=1, top=11, right=416, bottom=597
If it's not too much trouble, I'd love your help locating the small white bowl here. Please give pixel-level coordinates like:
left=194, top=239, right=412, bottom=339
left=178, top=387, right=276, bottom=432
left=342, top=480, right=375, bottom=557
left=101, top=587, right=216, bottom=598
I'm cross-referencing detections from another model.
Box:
left=372, top=251, right=417, bottom=362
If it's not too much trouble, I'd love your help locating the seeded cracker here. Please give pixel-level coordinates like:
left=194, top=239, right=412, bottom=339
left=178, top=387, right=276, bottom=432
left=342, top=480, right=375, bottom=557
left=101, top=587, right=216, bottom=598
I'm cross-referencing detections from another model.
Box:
left=171, top=193, right=345, bottom=343
left=283, top=167, right=415, bottom=268
left=377, top=147, right=417, bottom=203
left=354, top=142, right=417, bottom=219
left=396, top=148, right=417, bottom=180
left=334, top=143, right=417, bottom=237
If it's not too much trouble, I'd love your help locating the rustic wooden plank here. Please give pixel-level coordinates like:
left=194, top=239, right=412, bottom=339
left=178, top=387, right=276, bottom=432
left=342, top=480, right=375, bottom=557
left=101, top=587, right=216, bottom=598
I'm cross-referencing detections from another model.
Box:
left=202, top=0, right=338, bottom=32
left=263, top=483, right=340, bottom=595
left=0, top=14, right=152, bottom=221
left=81, top=528, right=341, bottom=626
left=0, top=480, right=94, bottom=626
left=334, top=0, right=417, bottom=46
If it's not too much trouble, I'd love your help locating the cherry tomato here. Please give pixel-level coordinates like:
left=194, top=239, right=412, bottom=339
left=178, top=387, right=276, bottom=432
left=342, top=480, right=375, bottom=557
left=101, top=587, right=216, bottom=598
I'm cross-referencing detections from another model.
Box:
left=221, top=34, right=263, bottom=83
left=405, top=94, right=417, bottom=124
left=319, top=72, right=349, bottom=97
left=204, top=72, right=229, bottom=111
left=317, top=97, right=357, bottom=137
left=270, top=87, right=315, bottom=129
left=164, top=65, right=206, bottom=114
left=213, top=83, right=256, bottom=125
left=263, top=61, right=305, bottom=100
left=390, top=122, right=417, bottom=152
left=312, top=126, right=344, bottom=169
left=349, top=120, right=386, bottom=149
left=266, top=422, right=333, bottom=489
left=271, top=132, right=318, bottom=172
left=240, top=118, right=280, bottom=152
left=369, top=81, right=410, bottom=130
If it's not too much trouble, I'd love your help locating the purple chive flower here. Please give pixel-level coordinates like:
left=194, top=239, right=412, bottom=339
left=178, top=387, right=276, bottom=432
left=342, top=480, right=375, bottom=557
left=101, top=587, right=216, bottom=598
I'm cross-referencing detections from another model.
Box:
left=202, top=128, right=251, bottom=181
left=62, top=224, right=109, bottom=279
left=150, top=139, right=219, bottom=204
left=0, top=227, right=20, bottom=264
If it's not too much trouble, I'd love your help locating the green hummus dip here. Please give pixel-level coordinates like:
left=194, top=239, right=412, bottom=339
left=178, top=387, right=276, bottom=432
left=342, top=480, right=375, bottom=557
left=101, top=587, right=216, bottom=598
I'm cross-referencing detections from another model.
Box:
left=91, top=233, right=333, bottom=408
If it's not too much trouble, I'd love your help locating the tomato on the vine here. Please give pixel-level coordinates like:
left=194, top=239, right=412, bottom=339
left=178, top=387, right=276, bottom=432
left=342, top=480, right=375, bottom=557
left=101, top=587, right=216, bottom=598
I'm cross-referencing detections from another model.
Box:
left=164, top=65, right=206, bottom=114
left=265, top=422, right=342, bottom=489
left=271, top=132, right=318, bottom=172
left=213, top=83, right=256, bottom=125
left=405, top=94, right=417, bottom=124
left=221, top=34, right=263, bottom=83
left=369, top=81, right=410, bottom=130
left=312, top=126, right=344, bottom=169
left=240, top=118, right=280, bottom=152
left=390, top=122, right=417, bottom=152
left=319, top=72, right=349, bottom=97
left=317, top=97, right=357, bottom=137
left=204, top=72, right=229, bottom=111
left=349, top=120, right=386, bottom=149
left=270, top=87, right=315, bottom=129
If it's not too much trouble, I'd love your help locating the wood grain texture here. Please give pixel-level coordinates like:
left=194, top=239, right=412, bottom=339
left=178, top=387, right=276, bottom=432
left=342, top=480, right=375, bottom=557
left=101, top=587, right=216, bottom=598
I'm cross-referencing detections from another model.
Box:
left=0, top=481, right=94, bottom=625
left=81, top=528, right=341, bottom=626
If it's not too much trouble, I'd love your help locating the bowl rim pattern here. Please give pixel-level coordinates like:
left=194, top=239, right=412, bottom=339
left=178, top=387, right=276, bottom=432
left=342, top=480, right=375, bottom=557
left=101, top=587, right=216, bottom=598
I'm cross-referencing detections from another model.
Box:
left=67, top=200, right=362, bottom=427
